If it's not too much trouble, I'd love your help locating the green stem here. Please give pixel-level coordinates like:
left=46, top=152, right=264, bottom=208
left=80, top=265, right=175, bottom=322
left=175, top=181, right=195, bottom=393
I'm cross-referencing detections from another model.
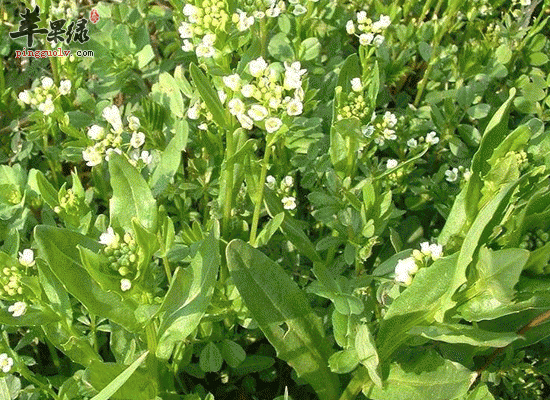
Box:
left=45, top=42, right=59, bottom=85
left=43, top=130, right=59, bottom=186
left=145, top=322, right=158, bottom=384
left=222, top=128, right=236, bottom=240
left=163, top=256, right=172, bottom=282
left=249, top=142, right=273, bottom=246
left=260, top=19, right=267, bottom=58
left=338, top=366, right=370, bottom=400
left=0, top=58, right=5, bottom=95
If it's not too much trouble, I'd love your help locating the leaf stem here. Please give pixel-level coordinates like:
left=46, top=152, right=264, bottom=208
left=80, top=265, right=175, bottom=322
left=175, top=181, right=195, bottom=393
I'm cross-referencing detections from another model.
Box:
left=145, top=322, right=159, bottom=384
left=249, top=141, right=273, bottom=246
left=163, top=256, right=172, bottom=282
left=338, top=366, right=370, bottom=400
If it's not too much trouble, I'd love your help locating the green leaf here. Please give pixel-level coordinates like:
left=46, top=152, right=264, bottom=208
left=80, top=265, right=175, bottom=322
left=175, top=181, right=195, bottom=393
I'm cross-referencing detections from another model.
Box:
left=408, top=323, right=519, bottom=347
left=363, top=350, right=475, bottom=400
left=299, top=38, right=321, bottom=61
left=153, top=72, right=185, bottom=118
left=156, top=234, right=220, bottom=359
left=150, top=120, right=188, bottom=197
left=226, top=239, right=340, bottom=400
left=189, top=63, right=227, bottom=129
left=268, top=32, right=294, bottom=61
left=255, top=212, right=284, bottom=247
left=231, top=355, right=275, bottom=376
left=328, top=349, right=360, bottom=374
left=34, top=225, right=141, bottom=332
left=109, top=153, right=157, bottom=232
left=463, top=383, right=495, bottom=400
left=220, top=339, right=246, bottom=368
left=0, top=306, right=58, bottom=326
left=418, top=41, right=432, bottom=62
left=87, top=352, right=154, bottom=400
left=36, top=171, right=59, bottom=209
left=355, top=324, right=382, bottom=387
left=199, top=342, right=223, bottom=373
left=136, top=44, right=154, bottom=69
left=37, top=259, right=72, bottom=319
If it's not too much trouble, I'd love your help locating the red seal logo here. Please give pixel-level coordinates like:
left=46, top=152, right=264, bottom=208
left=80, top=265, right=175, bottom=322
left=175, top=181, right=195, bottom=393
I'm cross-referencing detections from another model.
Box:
left=90, top=8, right=100, bottom=24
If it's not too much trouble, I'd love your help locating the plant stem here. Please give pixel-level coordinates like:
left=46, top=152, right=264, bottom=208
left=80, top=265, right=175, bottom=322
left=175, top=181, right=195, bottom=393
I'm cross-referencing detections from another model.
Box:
left=163, top=256, right=172, bottom=282
left=339, top=366, right=370, bottom=400
left=145, top=322, right=159, bottom=384
left=249, top=142, right=273, bottom=246
left=260, top=19, right=267, bottom=58
left=222, top=128, right=235, bottom=239
left=46, top=42, right=59, bottom=85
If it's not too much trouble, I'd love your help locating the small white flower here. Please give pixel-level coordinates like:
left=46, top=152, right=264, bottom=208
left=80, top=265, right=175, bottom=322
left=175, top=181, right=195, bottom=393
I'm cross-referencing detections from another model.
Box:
left=265, top=117, right=282, bottom=133
left=426, top=131, right=439, bottom=145
left=282, top=175, right=293, bottom=187
left=187, top=103, right=200, bottom=120
left=286, top=98, right=303, bottom=116
left=18, top=90, right=31, bottom=104
left=0, top=353, right=14, bottom=373
left=218, top=90, right=227, bottom=104
left=373, top=35, right=385, bottom=47
left=120, top=278, right=132, bottom=291
left=235, top=11, right=255, bottom=31
left=383, top=111, right=397, bottom=127
left=445, top=167, right=459, bottom=183
left=59, top=79, right=72, bottom=95
left=241, top=84, right=255, bottom=98
left=228, top=98, right=246, bottom=116
left=128, top=116, right=140, bottom=131
left=383, top=128, right=397, bottom=141
left=105, top=147, right=123, bottom=162
left=282, top=196, right=296, bottom=210
left=182, top=40, right=194, bottom=52
left=248, top=104, right=269, bottom=121
left=99, top=227, right=119, bottom=247
left=8, top=301, right=27, bottom=317
left=293, top=4, right=307, bottom=15
left=359, top=33, right=374, bottom=46
left=178, top=22, right=193, bottom=39
left=395, top=257, right=418, bottom=285
left=82, top=146, right=103, bottom=167
left=41, top=76, right=54, bottom=89
left=237, top=113, right=254, bottom=130
left=38, top=98, right=55, bottom=115
left=140, top=150, right=153, bottom=164
left=269, top=97, right=281, bottom=109
left=463, top=168, right=472, bottom=181
left=88, top=125, right=105, bottom=141
left=429, top=244, right=443, bottom=260
left=198, top=123, right=208, bottom=130
left=407, top=138, right=418, bottom=148
left=18, top=249, right=35, bottom=267
left=130, top=132, right=146, bottom=148
left=102, top=105, right=123, bottom=133
left=253, top=10, right=265, bottom=19
left=521, top=0, right=531, bottom=5
left=223, top=74, right=241, bottom=92
left=284, top=74, right=302, bottom=90
left=386, top=159, right=398, bottom=169
left=249, top=57, right=268, bottom=78
left=351, top=77, right=362, bottom=92
left=182, top=4, right=198, bottom=17
left=356, top=11, right=368, bottom=24
left=266, top=6, right=281, bottom=17
left=377, top=14, right=391, bottom=29
left=420, top=241, right=431, bottom=254
left=202, top=34, right=216, bottom=47
left=362, top=125, right=374, bottom=137
left=266, top=175, right=276, bottom=188
left=346, top=20, right=355, bottom=34
left=195, top=44, right=215, bottom=58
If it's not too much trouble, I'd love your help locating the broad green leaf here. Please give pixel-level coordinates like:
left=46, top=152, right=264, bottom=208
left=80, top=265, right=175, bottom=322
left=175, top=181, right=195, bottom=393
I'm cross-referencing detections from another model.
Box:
left=231, top=355, right=275, bottom=376
left=109, top=153, right=157, bottom=232
left=189, top=63, right=227, bottom=129
left=337, top=54, right=361, bottom=93
left=255, top=212, right=284, bottom=247
left=299, top=37, right=321, bottom=61
left=328, top=349, right=360, bottom=374
left=0, top=378, right=10, bottom=400
left=199, top=342, right=223, bottom=373
left=268, top=32, right=294, bottom=61
left=136, top=44, right=154, bottom=69
left=34, top=225, right=141, bottom=332
left=150, top=119, right=188, bottom=197
left=42, top=321, right=101, bottom=367
left=87, top=352, right=154, bottom=400
left=156, top=234, right=220, bottom=359
left=36, top=171, right=59, bottom=209
left=226, top=239, right=340, bottom=400
left=37, top=259, right=72, bottom=319
left=220, top=339, right=246, bottom=368
left=355, top=324, right=382, bottom=387
left=462, top=383, right=495, bottom=400
left=363, top=350, right=475, bottom=400
left=408, top=323, right=519, bottom=347
left=155, top=72, right=184, bottom=118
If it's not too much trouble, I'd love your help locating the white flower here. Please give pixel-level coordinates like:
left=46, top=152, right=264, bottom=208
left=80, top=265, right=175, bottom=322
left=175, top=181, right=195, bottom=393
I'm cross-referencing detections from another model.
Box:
left=140, top=150, right=153, bottom=164
left=178, top=22, right=193, bottom=39
left=128, top=116, right=140, bottom=131
left=198, top=123, right=208, bottom=130
left=18, top=249, right=35, bottom=267
left=182, top=40, right=194, bottom=52
left=356, top=11, right=368, bottom=23
left=59, top=79, right=71, bottom=95
left=266, top=175, right=276, bottom=188
left=102, top=105, right=123, bottom=133
left=99, top=227, right=119, bottom=247
left=105, top=147, right=123, bottom=162
left=0, top=353, right=14, bottom=373
left=362, top=125, right=374, bottom=137
left=445, top=167, right=459, bottom=182
left=521, top=0, right=531, bottom=5
left=235, top=11, right=255, bottom=31
left=237, top=113, right=254, bottom=130
left=266, top=6, right=281, bottom=17
left=282, top=175, right=293, bottom=187
left=395, top=257, right=418, bottom=285
left=218, top=90, right=227, bottom=104
left=249, top=57, right=268, bottom=77
left=386, top=159, right=398, bottom=169
left=120, top=278, right=132, bottom=291
left=248, top=104, right=269, bottom=121
left=18, top=90, right=31, bottom=104
left=383, top=111, right=397, bottom=127
left=426, top=131, right=439, bottom=145
left=293, top=4, right=307, bottom=15
left=241, top=84, right=255, bottom=98
left=182, top=4, right=198, bottom=17
left=429, top=243, right=443, bottom=260
left=82, top=146, right=103, bottom=167
left=351, top=78, right=362, bottom=92
left=420, top=241, right=431, bottom=254
left=407, top=138, right=418, bottom=148
left=269, top=97, right=281, bottom=109
left=87, top=125, right=105, bottom=141
left=359, top=33, right=374, bottom=46
left=38, top=98, right=55, bottom=115
left=187, top=103, right=200, bottom=120
left=373, top=35, right=385, bottom=47
left=41, top=76, right=54, bottom=89
left=265, top=117, right=282, bottom=133
left=253, top=10, right=265, bottom=19
left=202, top=34, right=216, bottom=46
left=383, top=128, right=397, bottom=141
left=130, top=132, right=146, bottom=148
left=286, top=98, right=303, bottom=116
left=228, top=98, right=246, bottom=116
left=377, top=14, right=391, bottom=29
left=223, top=74, right=241, bottom=92
left=284, top=74, right=302, bottom=90
left=284, top=61, right=307, bottom=76
left=463, top=168, right=472, bottom=181
left=282, top=196, right=296, bottom=210
left=346, top=20, right=355, bottom=34
left=195, top=44, right=215, bottom=58
left=8, top=301, right=27, bottom=317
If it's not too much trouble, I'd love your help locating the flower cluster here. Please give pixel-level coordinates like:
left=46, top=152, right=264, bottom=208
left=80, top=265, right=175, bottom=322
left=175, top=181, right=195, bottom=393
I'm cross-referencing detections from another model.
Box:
left=346, top=12, right=390, bottom=47
left=445, top=165, right=471, bottom=183
left=361, top=111, right=398, bottom=146
left=232, top=0, right=286, bottom=31
left=0, top=353, right=13, bottom=374
left=267, top=175, right=297, bottom=210
left=186, top=98, right=214, bottom=131
left=394, top=241, right=443, bottom=285
left=216, top=57, right=306, bottom=133
left=337, top=78, right=368, bottom=121
left=82, top=106, right=152, bottom=167
left=18, top=76, right=71, bottom=116
left=100, top=227, right=139, bottom=292
left=179, top=0, right=230, bottom=57
left=520, top=228, right=550, bottom=251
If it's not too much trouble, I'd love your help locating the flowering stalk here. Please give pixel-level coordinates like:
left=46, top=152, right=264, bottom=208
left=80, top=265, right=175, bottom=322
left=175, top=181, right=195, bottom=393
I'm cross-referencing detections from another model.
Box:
left=222, top=128, right=236, bottom=239
left=249, top=140, right=273, bottom=246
